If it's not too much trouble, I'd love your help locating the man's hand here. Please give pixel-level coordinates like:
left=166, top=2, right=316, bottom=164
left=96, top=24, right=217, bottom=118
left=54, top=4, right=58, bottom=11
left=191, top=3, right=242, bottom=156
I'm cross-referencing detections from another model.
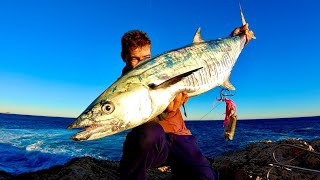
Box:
left=230, top=23, right=255, bottom=45
left=165, top=91, right=188, bottom=118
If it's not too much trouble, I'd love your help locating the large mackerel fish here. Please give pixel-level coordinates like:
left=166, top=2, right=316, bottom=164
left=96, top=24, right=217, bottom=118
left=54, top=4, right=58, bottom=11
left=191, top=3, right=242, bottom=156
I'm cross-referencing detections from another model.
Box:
left=67, top=5, right=254, bottom=141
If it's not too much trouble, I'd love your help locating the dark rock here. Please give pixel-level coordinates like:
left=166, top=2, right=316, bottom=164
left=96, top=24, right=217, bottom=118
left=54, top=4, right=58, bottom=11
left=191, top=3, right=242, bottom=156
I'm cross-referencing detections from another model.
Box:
left=0, top=171, right=14, bottom=180
left=212, top=138, right=320, bottom=180
left=2, top=139, right=320, bottom=180
left=15, top=157, right=121, bottom=180
left=11, top=157, right=171, bottom=180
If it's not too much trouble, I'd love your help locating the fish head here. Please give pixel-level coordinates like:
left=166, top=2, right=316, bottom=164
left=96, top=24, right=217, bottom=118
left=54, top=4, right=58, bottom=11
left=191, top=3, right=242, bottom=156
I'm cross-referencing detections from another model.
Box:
left=67, top=84, right=153, bottom=141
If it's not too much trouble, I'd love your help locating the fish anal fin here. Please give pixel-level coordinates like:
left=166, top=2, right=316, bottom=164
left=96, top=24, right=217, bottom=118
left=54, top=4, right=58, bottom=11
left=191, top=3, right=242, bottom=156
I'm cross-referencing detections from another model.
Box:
left=149, top=67, right=203, bottom=89
left=223, top=80, right=235, bottom=91
left=222, top=73, right=236, bottom=90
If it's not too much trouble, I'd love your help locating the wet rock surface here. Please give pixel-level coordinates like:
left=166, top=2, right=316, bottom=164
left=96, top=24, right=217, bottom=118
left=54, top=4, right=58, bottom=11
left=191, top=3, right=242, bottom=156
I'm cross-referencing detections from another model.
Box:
left=212, top=138, right=320, bottom=180
left=2, top=139, right=319, bottom=180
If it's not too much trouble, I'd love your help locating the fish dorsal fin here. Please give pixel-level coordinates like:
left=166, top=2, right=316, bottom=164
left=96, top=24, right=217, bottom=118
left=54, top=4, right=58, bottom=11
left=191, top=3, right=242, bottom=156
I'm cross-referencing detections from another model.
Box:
left=222, top=73, right=236, bottom=90
left=193, top=27, right=204, bottom=43
left=148, top=67, right=203, bottom=89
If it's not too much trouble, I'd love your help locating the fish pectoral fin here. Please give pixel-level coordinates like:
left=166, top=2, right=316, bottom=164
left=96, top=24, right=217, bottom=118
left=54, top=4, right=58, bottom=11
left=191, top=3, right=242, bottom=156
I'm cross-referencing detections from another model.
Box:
left=193, top=27, right=205, bottom=43
left=148, top=67, right=203, bottom=89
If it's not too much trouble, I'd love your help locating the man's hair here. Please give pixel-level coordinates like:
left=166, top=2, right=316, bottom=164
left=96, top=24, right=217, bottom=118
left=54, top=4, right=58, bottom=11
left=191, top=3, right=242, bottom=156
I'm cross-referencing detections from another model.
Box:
left=121, top=30, right=151, bottom=55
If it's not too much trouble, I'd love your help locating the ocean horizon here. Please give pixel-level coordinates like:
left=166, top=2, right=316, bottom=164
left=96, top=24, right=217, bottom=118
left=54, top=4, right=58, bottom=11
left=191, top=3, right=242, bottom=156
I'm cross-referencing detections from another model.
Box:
left=0, top=113, right=319, bottom=175
left=1, top=111, right=318, bottom=121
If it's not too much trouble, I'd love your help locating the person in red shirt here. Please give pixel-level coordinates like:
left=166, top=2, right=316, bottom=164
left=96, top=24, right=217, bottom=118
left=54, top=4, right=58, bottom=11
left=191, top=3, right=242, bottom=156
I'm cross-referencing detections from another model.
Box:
left=119, top=26, right=254, bottom=180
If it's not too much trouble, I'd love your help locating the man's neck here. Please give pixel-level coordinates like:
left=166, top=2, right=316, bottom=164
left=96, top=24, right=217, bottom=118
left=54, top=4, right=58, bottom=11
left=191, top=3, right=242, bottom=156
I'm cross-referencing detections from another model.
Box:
left=121, top=65, right=132, bottom=76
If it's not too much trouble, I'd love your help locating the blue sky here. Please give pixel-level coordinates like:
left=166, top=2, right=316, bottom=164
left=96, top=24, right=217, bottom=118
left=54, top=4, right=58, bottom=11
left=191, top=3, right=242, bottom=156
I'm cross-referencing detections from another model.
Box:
left=0, top=0, right=319, bottom=120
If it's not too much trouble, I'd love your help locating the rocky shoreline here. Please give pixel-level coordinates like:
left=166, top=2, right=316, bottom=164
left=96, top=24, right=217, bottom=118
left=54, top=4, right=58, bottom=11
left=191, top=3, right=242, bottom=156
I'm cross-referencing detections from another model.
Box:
left=1, top=138, right=319, bottom=180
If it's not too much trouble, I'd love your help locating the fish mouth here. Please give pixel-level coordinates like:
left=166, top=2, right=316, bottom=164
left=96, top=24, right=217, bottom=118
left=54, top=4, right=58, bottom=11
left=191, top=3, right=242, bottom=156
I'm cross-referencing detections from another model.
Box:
left=70, top=120, right=124, bottom=141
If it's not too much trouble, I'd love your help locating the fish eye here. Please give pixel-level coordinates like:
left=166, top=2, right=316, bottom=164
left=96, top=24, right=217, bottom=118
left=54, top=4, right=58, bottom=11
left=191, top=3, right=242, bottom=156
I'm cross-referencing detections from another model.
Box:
left=101, top=101, right=115, bottom=114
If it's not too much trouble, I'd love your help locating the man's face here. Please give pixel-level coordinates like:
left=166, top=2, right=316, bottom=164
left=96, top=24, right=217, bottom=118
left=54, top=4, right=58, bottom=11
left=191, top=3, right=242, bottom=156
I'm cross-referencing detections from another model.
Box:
left=123, top=45, right=151, bottom=69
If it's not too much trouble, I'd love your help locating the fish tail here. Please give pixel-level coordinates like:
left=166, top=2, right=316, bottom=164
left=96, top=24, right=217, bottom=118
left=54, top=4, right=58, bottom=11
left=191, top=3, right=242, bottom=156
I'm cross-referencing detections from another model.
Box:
left=239, top=2, right=246, bottom=26
left=239, top=1, right=256, bottom=39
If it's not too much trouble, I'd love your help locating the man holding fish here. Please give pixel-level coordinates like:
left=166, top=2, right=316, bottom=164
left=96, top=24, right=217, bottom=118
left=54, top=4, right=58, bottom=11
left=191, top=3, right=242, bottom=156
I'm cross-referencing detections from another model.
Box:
left=119, top=25, right=254, bottom=179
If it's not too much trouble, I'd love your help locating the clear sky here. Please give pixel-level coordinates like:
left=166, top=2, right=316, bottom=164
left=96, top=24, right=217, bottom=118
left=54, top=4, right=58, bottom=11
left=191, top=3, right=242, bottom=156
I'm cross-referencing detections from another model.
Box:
left=0, top=0, right=319, bottom=120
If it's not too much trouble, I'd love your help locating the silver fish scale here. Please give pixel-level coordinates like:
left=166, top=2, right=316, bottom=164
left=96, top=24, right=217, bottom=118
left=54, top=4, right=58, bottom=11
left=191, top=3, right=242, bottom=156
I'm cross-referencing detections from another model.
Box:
left=182, top=36, right=246, bottom=96
left=140, top=35, right=246, bottom=97
left=84, top=35, right=245, bottom=111
left=67, top=2, right=254, bottom=141
left=67, top=32, right=249, bottom=141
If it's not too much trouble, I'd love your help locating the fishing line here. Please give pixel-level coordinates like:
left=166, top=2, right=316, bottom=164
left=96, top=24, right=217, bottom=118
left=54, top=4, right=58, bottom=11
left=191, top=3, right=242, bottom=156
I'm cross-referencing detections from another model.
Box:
left=199, top=87, right=236, bottom=120
left=266, top=144, right=320, bottom=179
left=199, top=100, right=223, bottom=120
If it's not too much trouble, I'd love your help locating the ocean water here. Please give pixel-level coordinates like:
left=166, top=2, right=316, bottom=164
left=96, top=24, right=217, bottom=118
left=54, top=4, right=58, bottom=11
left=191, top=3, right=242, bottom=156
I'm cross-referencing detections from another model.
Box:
left=0, top=113, right=319, bottom=175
